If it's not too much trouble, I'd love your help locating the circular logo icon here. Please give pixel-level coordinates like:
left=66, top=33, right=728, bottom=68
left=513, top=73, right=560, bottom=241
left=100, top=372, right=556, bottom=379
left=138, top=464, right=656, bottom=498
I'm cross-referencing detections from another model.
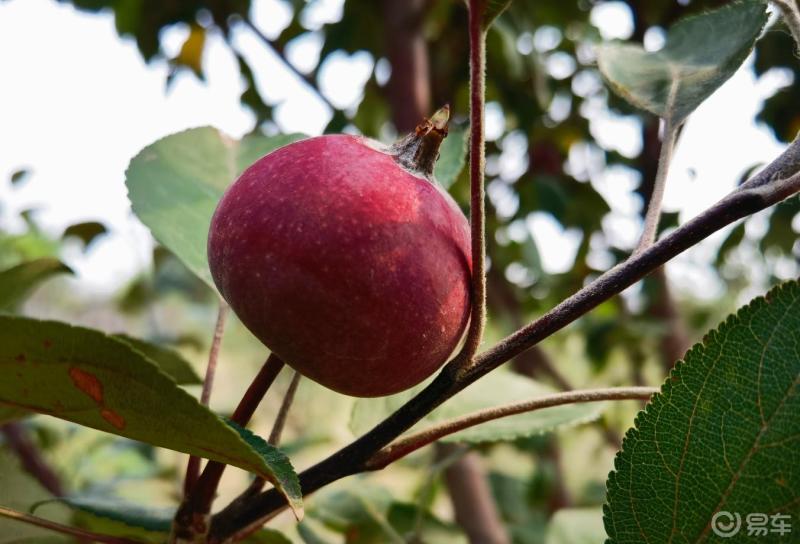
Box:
left=711, top=511, right=742, bottom=538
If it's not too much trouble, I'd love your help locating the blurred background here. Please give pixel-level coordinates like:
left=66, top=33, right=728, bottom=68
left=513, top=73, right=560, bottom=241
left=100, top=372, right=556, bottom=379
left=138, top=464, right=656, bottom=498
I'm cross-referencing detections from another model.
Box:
left=0, top=0, right=798, bottom=542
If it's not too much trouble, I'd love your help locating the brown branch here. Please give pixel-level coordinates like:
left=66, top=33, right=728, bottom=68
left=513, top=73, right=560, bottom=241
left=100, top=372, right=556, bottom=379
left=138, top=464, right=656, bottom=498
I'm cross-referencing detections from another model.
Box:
left=436, top=444, right=510, bottom=544
left=207, top=134, right=800, bottom=544
left=462, top=0, right=488, bottom=362
left=2, top=423, right=63, bottom=497
left=0, top=505, right=143, bottom=544
left=365, top=387, right=657, bottom=469
left=268, top=371, right=301, bottom=446
left=184, top=302, right=229, bottom=496
left=172, top=354, right=285, bottom=542
left=379, top=0, right=432, bottom=132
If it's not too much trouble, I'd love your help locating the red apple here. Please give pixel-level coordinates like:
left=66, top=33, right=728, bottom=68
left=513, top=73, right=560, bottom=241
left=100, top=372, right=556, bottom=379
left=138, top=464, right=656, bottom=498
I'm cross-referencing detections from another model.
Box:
left=208, top=112, right=471, bottom=397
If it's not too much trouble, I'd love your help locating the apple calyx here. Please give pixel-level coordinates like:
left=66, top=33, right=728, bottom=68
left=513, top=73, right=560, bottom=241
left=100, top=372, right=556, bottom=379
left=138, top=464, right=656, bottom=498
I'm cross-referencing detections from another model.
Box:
left=388, top=104, right=450, bottom=181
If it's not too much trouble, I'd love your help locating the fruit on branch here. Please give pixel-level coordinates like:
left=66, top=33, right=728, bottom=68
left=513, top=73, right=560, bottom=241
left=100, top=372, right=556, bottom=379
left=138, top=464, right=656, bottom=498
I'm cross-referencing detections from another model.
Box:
left=208, top=107, right=472, bottom=397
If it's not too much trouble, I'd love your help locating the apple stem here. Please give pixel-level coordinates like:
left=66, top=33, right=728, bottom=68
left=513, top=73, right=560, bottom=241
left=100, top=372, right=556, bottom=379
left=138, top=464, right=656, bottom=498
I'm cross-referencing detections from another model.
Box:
left=389, top=104, right=450, bottom=181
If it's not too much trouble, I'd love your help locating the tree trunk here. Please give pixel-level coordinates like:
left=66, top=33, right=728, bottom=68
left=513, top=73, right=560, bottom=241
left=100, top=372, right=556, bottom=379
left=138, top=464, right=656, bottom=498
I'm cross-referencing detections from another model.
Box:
left=380, top=0, right=432, bottom=131
left=436, top=444, right=511, bottom=544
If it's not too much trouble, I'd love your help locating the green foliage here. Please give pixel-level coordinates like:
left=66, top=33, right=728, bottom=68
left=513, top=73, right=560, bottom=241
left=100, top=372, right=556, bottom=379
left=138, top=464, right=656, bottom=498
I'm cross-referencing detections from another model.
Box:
left=111, top=334, right=201, bottom=385
left=44, top=494, right=173, bottom=539
left=597, top=1, right=767, bottom=125
left=47, top=493, right=292, bottom=542
left=545, top=508, right=604, bottom=544
left=0, top=316, right=302, bottom=516
left=2, top=0, right=798, bottom=541
left=304, top=483, right=466, bottom=544
left=227, top=421, right=304, bottom=519
left=0, top=258, right=72, bottom=311
left=604, top=280, right=800, bottom=542
left=125, top=127, right=305, bottom=290
left=435, top=125, right=468, bottom=189
left=61, top=0, right=251, bottom=60
left=351, top=370, right=605, bottom=443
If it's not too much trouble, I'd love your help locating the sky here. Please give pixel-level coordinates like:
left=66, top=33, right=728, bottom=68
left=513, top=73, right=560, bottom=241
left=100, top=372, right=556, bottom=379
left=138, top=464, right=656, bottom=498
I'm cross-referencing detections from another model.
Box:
left=0, top=0, right=794, bottom=301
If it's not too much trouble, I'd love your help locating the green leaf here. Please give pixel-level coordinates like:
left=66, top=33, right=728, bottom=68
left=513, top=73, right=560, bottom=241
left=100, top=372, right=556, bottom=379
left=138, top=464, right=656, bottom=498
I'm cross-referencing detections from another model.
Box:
left=126, top=127, right=305, bottom=289
left=545, top=508, right=605, bottom=544
left=227, top=421, right=304, bottom=518
left=240, top=529, right=293, bottom=544
left=351, top=370, right=604, bottom=443
left=435, top=125, right=468, bottom=189
left=604, top=280, right=800, bottom=543
left=307, top=483, right=466, bottom=544
left=0, top=315, right=303, bottom=517
left=41, top=495, right=173, bottom=535
left=597, top=0, right=767, bottom=125
left=111, top=334, right=200, bottom=385
left=0, top=258, right=72, bottom=311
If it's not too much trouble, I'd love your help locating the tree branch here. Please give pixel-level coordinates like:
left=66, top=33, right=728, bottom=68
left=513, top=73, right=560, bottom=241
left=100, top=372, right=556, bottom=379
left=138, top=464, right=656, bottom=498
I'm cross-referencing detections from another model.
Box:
left=0, top=505, right=143, bottom=544
left=172, top=354, right=285, bottom=542
left=365, top=387, right=657, bottom=470
left=208, top=135, right=800, bottom=544
left=239, top=17, right=338, bottom=113
left=2, top=422, right=63, bottom=497
left=463, top=0, right=488, bottom=362
left=267, top=372, right=301, bottom=446
left=184, top=301, right=229, bottom=496
left=436, top=444, right=510, bottom=544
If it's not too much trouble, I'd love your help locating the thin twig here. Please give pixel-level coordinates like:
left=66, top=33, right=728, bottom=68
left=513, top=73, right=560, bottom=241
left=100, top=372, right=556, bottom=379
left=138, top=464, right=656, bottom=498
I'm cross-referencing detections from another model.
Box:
left=184, top=302, right=229, bottom=496
left=2, top=423, right=63, bottom=496
left=207, top=138, right=800, bottom=542
left=463, top=0, right=488, bottom=362
left=239, top=17, right=338, bottom=112
left=234, top=371, right=303, bottom=504
left=268, top=371, right=301, bottom=446
left=366, top=387, right=657, bottom=469
left=0, top=505, right=143, bottom=544
left=772, top=0, right=800, bottom=52
left=635, top=119, right=679, bottom=253
left=172, top=354, right=285, bottom=542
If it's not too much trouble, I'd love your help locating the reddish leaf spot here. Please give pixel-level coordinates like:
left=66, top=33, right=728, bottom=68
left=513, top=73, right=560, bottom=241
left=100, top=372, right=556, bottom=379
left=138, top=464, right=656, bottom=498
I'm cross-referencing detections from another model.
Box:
left=100, top=409, right=126, bottom=430
left=68, top=367, right=103, bottom=404
left=14, top=354, right=25, bottom=362
left=42, top=339, right=53, bottom=349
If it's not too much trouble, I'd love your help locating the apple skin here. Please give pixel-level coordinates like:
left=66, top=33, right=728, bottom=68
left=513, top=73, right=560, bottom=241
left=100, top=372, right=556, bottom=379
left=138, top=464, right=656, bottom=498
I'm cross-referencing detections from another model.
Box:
left=208, top=134, right=471, bottom=397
